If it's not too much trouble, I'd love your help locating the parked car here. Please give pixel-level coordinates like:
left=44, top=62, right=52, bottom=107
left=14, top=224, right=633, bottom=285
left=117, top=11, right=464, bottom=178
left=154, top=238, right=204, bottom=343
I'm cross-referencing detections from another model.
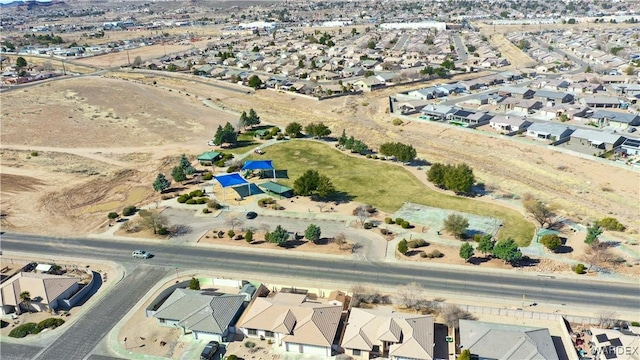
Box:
left=200, top=341, right=219, bottom=360
left=132, top=250, right=151, bottom=259
left=627, top=127, right=637, bottom=133
left=207, top=140, right=217, bottom=146
left=254, top=148, right=265, bottom=155
left=246, top=211, right=258, bottom=219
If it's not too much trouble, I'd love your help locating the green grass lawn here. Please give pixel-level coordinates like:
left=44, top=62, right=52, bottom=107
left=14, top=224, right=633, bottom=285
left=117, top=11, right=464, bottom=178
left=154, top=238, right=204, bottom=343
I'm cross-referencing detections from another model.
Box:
left=246, top=140, right=535, bottom=246
left=225, top=131, right=260, bottom=155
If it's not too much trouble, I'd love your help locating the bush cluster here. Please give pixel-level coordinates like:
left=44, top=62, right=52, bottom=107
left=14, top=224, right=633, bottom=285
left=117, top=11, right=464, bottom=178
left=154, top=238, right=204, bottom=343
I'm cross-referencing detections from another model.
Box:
left=408, top=239, right=427, bottom=248
left=573, top=263, right=585, bottom=274
left=258, top=197, right=277, bottom=207
left=228, top=230, right=236, bottom=238
left=425, top=250, right=443, bottom=258
left=202, top=208, right=210, bottom=214
left=380, top=228, right=392, bottom=235
left=177, top=190, right=207, bottom=204
left=598, top=217, right=625, bottom=231
left=157, top=227, right=170, bottom=235
left=9, top=318, right=65, bottom=338
left=207, top=199, right=222, bottom=209
left=384, top=217, right=394, bottom=224
left=202, top=172, right=213, bottom=180
left=363, top=222, right=373, bottom=229
left=400, top=221, right=411, bottom=229
left=122, top=205, right=137, bottom=216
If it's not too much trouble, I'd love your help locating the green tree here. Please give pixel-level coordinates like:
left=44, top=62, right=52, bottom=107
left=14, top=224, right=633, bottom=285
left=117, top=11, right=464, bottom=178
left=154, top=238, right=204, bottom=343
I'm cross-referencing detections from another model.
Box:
left=285, top=122, right=303, bottom=137
left=267, top=225, right=289, bottom=246
left=107, top=212, right=119, bottom=224
left=247, top=108, right=261, bottom=127
left=351, top=28, right=357, bottom=36
left=19, top=291, right=31, bottom=312
left=397, top=239, right=408, bottom=255
left=316, top=175, right=335, bottom=199
left=189, top=277, right=201, bottom=290
left=171, top=166, right=187, bottom=183
left=476, top=234, right=492, bottom=252
left=16, top=56, right=27, bottom=68
left=367, top=39, right=376, bottom=49
left=444, top=163, right=475, bottom=194
left=239, top=111, right=249, bottom=129
left=152, top=173, right=171, bottom=192
left=247, top=75, right=263, bottom=89
left=492, top=238, right=522, bottom=264
left=441, top=59, right=455, bottom=70
left=179, top=154, right=195, bottom=175
left=540, top=234, right=562, bottom=251
left=427, top=163, right=448, bottom=188
left=214, top=122, right=238, bottom=146
left=598, top=217, right=625, bottom=231
left=522, top=197, right=555, bottom=228
left=585, top=65, right=592, bottom=73
left=338, top=129, right=348, bottom=146
left=458, top=349, right=471, bottom=360
left=305, top=224, right=321, bottom=243
left=304, top=122, right=332, bottom=138
left=585, top=222, right=603, bottom=246
left=294, top=169, right=320, bottom=196
left=459, top=242, right=474, bottom=262
left=245, top=229, right=253, bottom=243
left=443, top=214, right=469, bottom=239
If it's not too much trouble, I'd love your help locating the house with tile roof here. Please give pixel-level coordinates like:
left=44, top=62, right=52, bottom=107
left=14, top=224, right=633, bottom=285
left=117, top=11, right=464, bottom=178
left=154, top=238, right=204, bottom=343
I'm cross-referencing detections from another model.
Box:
left=237, top=292, right=342, bottom=356
left=589, top=328, right=639, bottom=360
left=341, top=307, right=435, bottom=360
left=0, top=272, right=80, bottom=315
left=459, top=320, right=560, bottom=360
left=152, top=288, right=246, bottom=342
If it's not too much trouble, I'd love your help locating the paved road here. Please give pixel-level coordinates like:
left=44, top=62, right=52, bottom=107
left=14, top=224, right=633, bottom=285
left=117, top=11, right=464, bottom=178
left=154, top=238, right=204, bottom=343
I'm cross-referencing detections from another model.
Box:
left=2, top=265, right=167, bottom=360
left=1, top=233, right=639, bottom=311
left=452, top=33, right=469, bottom=62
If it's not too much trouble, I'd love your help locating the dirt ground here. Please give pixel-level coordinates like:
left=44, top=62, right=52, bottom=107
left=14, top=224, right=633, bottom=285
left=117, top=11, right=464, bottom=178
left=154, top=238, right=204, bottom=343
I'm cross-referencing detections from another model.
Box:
left=0, top=255, right=118, bottom=338
left=484, top=33, right=537, bottom=68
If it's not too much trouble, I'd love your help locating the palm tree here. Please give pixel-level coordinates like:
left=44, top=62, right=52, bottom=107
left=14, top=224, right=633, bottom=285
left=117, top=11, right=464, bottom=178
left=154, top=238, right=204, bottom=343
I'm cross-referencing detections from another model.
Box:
left=19, top=291, right=31, bottom=313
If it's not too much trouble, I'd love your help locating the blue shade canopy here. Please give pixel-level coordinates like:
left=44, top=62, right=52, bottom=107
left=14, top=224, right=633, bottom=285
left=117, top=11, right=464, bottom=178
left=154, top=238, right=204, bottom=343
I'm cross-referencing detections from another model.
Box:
left=241, top=160, right=274, bottom=171
left=213, top=173, right=249, bottom=188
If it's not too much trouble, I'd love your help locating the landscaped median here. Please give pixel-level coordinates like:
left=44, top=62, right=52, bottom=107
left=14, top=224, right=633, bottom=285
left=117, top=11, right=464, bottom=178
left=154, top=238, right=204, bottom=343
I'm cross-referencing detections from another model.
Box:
left=246, top=140, right=535, bottom=246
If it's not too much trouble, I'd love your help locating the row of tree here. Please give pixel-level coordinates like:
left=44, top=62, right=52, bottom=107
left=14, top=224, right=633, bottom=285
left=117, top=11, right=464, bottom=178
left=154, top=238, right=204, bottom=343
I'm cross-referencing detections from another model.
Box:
left=427, top=163, right=475, bottom=195
left=239, top=109, right=261, bottom=129
left=458, top=237, right=523, bottom=265
left=338, top=130, right=369, bottom=154
left=153, top=154, right=196, bottom=193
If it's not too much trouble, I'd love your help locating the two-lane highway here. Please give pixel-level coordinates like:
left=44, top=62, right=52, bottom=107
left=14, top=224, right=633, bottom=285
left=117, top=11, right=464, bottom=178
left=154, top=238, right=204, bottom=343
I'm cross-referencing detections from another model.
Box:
left=2, top=233, right=639, bottom=311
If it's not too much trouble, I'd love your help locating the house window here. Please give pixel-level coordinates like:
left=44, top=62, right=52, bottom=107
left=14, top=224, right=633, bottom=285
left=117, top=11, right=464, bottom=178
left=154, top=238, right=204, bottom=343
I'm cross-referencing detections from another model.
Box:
left=248, top=329, right=257, bottom=336
left=265, top=331, right=274, bottom=338
left=159, top=319, right=165, bottom=323
left=353, top=349, right=361, bottom=355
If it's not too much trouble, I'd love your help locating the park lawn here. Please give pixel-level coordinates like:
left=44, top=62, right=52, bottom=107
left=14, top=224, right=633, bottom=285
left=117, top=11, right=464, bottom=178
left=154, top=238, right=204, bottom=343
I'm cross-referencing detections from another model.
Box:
left=247, top=140, right=535, bottom=246
left=226, top=132, right=260, bottom=155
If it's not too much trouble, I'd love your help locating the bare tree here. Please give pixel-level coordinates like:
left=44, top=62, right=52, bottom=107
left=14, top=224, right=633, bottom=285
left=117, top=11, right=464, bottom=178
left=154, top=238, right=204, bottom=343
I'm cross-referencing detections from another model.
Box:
left=225, top=215, right=245, bottom=231
left=316, top=202, right=328, bottom=213
left=441, top=304, right=476, bottom=329
left=138, top=210, right=169, bottom=235
left=350, top=285, right=387, bottom=308
left=354, top=206, right=370, bottom=227
left=597, top=310, right=618, bottom=329
left=397, top=282, right=424, bottom=310
left=522, top=195, right=556, bottom=228
left=415, top=298, right=445, bottom=314
left=334, top=233, right=347, bottom=250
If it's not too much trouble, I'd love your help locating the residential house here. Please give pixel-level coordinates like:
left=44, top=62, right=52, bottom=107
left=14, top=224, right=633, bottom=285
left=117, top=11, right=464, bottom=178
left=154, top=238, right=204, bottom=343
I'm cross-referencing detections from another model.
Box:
left=498, top=86, right=535, bottom=99
left=459, top=320, right=560, bottom=360
left=590, top=327, right=640, bottom=360
left=237, top=292, right=342, bottom=356
left=152, top=288, right=246, bottom=342
left=341, top=307, right=434, bottom=360
left=0, top=272, right=80, bottom=314
left=590, top=110, right=640, bottom=129
left=395, top=100, right=430, bottom=115
left=581, top=96, right=622, bottom=109
left=526, top=122, right=575, bottom=141
left=566, top=128, right=626, bottom=152
left=375, top=72, right=398, bottom=84
left=420, top=105, right=457, bottom=121
left=352, top=77, right=385, bottom=92
left=500, top=98, right=542, bottom=113
left=449, top=109, right=493, bottom=126
left=615, top=138, right=640, bottom=156
left=489, top=115, right=532, bottom=132
left=533, top=90, right=574, bottom=104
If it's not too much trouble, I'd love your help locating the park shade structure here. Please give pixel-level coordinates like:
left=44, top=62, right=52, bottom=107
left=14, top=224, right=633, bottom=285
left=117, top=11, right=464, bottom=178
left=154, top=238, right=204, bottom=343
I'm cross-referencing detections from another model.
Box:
left=213, top=173, right=251, bottom=201
left=197, top=151, right=221, bottom=165
left=241, top=160, right=276, bottom=179
left=259, top=181, right=293, bottom=198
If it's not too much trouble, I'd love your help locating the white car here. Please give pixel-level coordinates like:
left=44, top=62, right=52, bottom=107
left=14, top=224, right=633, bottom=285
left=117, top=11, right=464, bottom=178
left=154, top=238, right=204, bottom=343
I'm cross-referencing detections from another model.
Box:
left=132, top=250, right=151, bottom=259
left=207, top=140, right=216, bottom=146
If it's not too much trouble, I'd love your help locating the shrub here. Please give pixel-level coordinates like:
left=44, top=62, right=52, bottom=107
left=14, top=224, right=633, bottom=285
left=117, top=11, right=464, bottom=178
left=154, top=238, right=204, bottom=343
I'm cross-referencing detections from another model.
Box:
left=235, top=235, right=244, bottom=240
left=202, top=208, right=210, bottom=214
left=473, top=234, right=483, bottom=242
left=573, top=263, right=585, bottom=274
left=185, top=198, right=197, bottom=204
left=384, top=217, right=394, bottom=224
left=30, top=151, right=39, bottom=157
left=189, top=189, right=204, bottom=197
left=363, top=222, right=373, bottom=229
left=366, top=154, right=372, bottom=158
left=157, top=227, right=170, bottom=235
left=420, top=251, right=428, bottom=258
left=202, top=172, right=213, bottom=180
left=401, top=221, right=410, bottom=229
left=245, top=341, right=256, bottom=348
left=138, top=209, right=151, bottom=217
left=272, top=204, right=283, bottom=210
left=214, top=159, right=226, bottom=167
left=540, top=234, right=562, bottom=251
left=207, top=199, right=222, bottom=209
left=227, top=355, right=239, bottom=360
left=227, top=164, right=241, bottom=173
left=392, top=118, right=403, bottom=126
left=380, top=228, right=391, bottom=235
left=598, top=217, right=625, bottom=231
left=264, top=134, right=273, bottom=140
left=397, top=239, right=408, bottom=255
left=37, top=318, right=64, bottom=329
left=122, top=205, right=137, bottom=216
left=258, top=197, right=276, bottom=207
left=177, top=195, right=191, bottom=203
left=107, top=212, right=119, bottom=220
left=427, top=250, right=443, bottom=258
left=408, top=239, right=427, bottom=248
left=160, top=194, right=173, bottom=200
left=395, top=217, right=404, bottom=225
left=196, top=198, right=207, bottom=204
left=246, top=230, right=253, bottom=243
left=276, top=134, right=285, bottom=140
left=228, top=230, right=235, bottom=238
left=8, top=323, right=40, bottom=338
left=631, top=322, right=640, bottom=327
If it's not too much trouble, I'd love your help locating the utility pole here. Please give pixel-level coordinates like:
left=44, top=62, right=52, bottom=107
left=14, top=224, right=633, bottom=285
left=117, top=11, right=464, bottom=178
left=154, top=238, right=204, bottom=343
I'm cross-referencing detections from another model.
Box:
left=126, top=49, right=131, bottom=67
left=61, top=59, right=66, bottom=75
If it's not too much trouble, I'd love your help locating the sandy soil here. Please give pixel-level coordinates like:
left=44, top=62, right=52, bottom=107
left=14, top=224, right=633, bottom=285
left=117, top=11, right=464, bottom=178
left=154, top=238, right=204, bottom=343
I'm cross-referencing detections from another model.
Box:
left=474, top=21, right=640, bottom=35
left=73, top=43, right=196, bottom=68
left=484, top=33, right=537, bottom=68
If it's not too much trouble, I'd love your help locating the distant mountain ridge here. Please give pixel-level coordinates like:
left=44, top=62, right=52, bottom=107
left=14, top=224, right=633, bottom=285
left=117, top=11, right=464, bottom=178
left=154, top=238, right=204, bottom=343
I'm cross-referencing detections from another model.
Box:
left=0, top=0, right=62, bottom=8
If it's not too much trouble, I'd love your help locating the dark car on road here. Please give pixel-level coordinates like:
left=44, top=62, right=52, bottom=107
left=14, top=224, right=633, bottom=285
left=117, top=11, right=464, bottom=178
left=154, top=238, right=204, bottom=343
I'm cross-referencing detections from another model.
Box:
left=200, top=341, right=219, bottom=360
left=246, top=211, right=258, bottom=219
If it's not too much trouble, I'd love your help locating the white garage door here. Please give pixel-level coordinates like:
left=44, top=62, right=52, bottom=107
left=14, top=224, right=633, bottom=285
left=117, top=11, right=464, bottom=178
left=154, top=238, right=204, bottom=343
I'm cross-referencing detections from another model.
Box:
left=301, top=344, right=328, bottom=356
left=194, top=332, right=222, bottom=342
left=285, top=342, right=302, bottom=353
